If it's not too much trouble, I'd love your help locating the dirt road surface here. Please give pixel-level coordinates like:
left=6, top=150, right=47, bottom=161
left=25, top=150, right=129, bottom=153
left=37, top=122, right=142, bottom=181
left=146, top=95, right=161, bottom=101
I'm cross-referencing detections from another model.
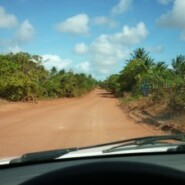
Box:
left=0, top=89, right=163, bottom=158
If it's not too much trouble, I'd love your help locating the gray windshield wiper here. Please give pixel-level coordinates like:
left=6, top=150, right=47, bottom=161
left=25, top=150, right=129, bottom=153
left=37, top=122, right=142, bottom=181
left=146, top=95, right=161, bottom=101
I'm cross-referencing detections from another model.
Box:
left=103, top=134, right=185, bottom=153
left=9, top=134, right=185, bottom=164
left=10, top=148, right=78, bottom=164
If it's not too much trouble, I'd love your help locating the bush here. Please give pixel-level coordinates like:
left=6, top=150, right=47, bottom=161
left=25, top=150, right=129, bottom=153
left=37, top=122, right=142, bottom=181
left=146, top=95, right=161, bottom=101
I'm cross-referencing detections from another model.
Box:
left=168, top=88, right=185, bottom=111
left=151, top=89, right=167, bottom=103
left=0, top=53, right=97, bottom=101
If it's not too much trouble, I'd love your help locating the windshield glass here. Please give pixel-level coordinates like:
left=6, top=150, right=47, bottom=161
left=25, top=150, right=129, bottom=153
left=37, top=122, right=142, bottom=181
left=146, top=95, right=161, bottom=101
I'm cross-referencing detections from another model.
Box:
left=0, top=0, right=185, bottom=159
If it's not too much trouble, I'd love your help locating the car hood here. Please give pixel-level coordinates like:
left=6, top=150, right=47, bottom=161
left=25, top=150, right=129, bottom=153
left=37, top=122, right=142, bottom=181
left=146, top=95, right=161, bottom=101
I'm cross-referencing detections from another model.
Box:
left=0, top=144, right=177, bottom=165
left=58, top=144, right=176, bottom=159
left=0, top=157, right=18, bottom=165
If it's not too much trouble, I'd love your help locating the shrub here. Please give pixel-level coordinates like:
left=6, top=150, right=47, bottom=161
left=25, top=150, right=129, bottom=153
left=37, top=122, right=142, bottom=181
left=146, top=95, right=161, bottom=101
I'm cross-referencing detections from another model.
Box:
left=168, top=88, right=185, bottom=111
left=151, top=89, right=167, bottom=103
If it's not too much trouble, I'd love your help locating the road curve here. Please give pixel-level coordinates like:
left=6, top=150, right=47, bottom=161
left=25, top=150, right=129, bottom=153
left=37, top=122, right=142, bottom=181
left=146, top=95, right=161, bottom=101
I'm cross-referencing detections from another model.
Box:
left=0, top=89, right=162, bottom=157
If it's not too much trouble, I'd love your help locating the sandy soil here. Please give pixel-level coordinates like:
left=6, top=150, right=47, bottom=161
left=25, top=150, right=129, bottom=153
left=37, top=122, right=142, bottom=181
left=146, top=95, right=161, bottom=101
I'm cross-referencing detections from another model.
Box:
left=0, top=89, right=163, bottom=158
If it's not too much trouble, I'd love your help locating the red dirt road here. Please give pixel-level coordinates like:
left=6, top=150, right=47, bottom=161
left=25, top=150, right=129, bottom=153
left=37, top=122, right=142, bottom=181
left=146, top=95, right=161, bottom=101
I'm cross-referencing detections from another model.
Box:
left=0, top=89, right=163, bottom=158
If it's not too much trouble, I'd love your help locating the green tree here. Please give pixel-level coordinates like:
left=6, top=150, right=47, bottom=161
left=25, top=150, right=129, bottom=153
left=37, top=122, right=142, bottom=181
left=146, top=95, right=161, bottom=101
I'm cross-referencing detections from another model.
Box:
left=119, top=48, right=154, bottom=92
left=172, top=55, right=185, bottom=76
left=0, top=52, right=97, bottom=101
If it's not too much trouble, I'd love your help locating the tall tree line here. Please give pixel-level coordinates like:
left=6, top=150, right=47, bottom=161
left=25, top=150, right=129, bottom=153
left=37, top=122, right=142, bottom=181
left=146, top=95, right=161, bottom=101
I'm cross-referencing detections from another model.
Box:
left=102, top=48, right=185, bottom=96
left=0, top=52, right=97, bottom=101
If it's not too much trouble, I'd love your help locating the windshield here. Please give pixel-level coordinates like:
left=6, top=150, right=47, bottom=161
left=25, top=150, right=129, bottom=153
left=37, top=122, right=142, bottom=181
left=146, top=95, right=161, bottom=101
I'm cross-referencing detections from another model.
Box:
left=0, top=0, right=185, bottom=160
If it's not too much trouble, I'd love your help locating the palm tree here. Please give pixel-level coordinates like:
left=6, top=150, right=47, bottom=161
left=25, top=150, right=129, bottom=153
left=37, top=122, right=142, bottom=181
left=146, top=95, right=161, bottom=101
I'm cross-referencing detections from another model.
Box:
left=131, top=48, right=154, bottom=83
left=129, top=48, right=154, bottom=70
left=172, top=55, right=185, bottom=76
left=50, top=66, right=57, bottom=76
left=130, top=48, right=148, bottom=60
left=150, top=62, right=168, bottom=86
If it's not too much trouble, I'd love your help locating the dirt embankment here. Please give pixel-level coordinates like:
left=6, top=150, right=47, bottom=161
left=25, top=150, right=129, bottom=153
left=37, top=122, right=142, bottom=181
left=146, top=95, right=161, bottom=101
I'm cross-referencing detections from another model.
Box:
left=120, top=97, right=185, bottom=134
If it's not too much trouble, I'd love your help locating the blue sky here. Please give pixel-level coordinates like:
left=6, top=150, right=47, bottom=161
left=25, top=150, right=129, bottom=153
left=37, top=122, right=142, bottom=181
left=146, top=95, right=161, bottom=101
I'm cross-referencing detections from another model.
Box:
left=0, top=0, right=185, bottom=80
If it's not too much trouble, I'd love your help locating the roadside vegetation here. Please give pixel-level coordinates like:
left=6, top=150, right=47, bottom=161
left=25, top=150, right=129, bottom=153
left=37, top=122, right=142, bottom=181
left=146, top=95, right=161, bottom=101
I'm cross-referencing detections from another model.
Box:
left=101, top=48, right=185, bottom=133
left=0, top=52, right=97, bottom=101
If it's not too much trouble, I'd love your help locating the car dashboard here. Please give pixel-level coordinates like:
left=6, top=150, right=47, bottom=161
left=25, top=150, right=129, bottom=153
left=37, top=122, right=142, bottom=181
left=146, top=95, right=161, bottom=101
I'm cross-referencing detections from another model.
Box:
left=1, top=152, right=185, bottom=185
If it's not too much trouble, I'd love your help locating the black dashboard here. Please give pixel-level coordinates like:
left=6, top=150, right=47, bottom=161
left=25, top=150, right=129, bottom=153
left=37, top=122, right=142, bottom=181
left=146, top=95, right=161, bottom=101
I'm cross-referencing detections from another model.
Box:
left=1, top=153, right=185, bottom=185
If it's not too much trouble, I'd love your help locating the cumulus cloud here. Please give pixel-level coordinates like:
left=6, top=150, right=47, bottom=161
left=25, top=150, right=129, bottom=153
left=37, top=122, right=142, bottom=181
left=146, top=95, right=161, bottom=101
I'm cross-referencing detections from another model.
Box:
left=0, top=20, right=35, bottom=53
left=0, top=40, right=20, bottom=53
left=73, top=43, right=88, bottom=55
left=0, top=6, right=18, bottom=28
left=92, top=16, right=117, bottom=28
left=75, top=61, right=90, bottom=73
left=42, top=54, right=91, bottom=74
left=158, top=0, right=173, bottom=5
left=0, top=7, right=35, bottom=52
left=56, top=14, right=89, bottom=35
left=157, top=0, right=185, bottom=40
left=157, top=0, right=185, bottom=28
left=112, top=0, right=132, bottom=15
left=90, top=22, right=148, bottom=78
left=91, top=35, right=128, bottom=77
left=7, top=44, right=22, bottom=53
left=110, top=22, right=148, bottom=45
left=16, top=20, right=35, bottom=44
left=42, top=54, right=72, bottom=70
left=146, top=46, right=164, bottom=53
left=40, top=22, right=148, bottom=79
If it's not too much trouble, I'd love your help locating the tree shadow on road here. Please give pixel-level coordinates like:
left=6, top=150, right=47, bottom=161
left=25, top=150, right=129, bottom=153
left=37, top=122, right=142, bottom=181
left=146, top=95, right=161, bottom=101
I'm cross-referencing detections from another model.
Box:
left=98, top=92, right=116, bottom=99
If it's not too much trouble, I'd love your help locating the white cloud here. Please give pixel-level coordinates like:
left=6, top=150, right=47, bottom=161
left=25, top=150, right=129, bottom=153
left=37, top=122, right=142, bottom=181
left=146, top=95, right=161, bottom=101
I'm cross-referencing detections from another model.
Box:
left=112, top=0, right=132, bottom=15
left=16, top=20, right=35, bottom=44
left=157, top=0, right=185, bottom=28
left=42, top=54, right=91, bottom=74
left=75, top=61, right=90, bottom=73
left=0, top=40, right=22, bottom=53
left=157, top=0, right=185, bottom=40
left=42, top=54, right=72, bottom=70
left=111, top=22, right=148, bottom=45
left=147, top=46, right=164, bottom=53
left=40, top=22, right=148, bottom=79
left=73, top=43, right=88, bottom=55
left=92, top=16, right=117, bottom=28
left=7, top=44, right=22, bottom=53
left=0, top=20, right=35, bottom=53
left=91, top=34, right=128, bottom=77
left=0, top=6, right=18, bottom=28
left=89, top=22, right=148, bottom=79
left=158, top=0, right=173, bottom=5
left=56, top=14, right=89, bottom=35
